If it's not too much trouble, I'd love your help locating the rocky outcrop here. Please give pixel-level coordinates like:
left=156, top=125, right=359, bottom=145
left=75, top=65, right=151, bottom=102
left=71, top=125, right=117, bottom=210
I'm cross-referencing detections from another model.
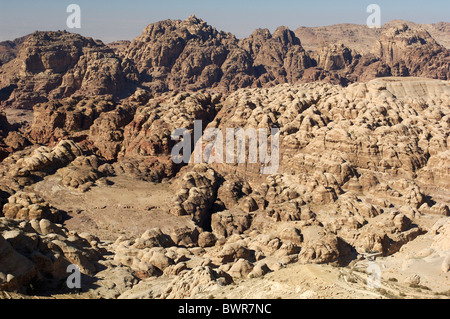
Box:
left=0, top=112, right=12, bottom=160
left=375, top=24, right=450, bottom=80
left=0, top=217, right=105, bottom=292
left=28, top=96, right=117, bottom=145
left=0, top=139, right=97, bottom=192
left=0, top=15, right=448, bottom=298
left=0, top=35, right=28, bottom=66
left=296, top=22, right=450, bottom=83
left=162, top=266, right=232, bottom=299
left=122, top=17, right=449, bottom=93
left=123, top=16, right=335, bottom=93
left=57, top=155, right=114, bottom=192
left=107, top=40, right=131, bottom=57
left=295, top=20, right=450, bottom=52
left=116, top=92, right=220, bottom=181
left=0, top=31, right=136, bottom=109
left=0, top=233, right=37, bottom=292
left=202, top=77, right=449, bottom=183
left=1, top=18, right=449, bottom=112
left=211, top=209, right=252, bottom=238
left=1, top=191, right=63, bottom=222
left=238, top=26, right=314, bottom=86
left=351, top=212, right=425, bottom=256
left=124, top=15, right=240, bottom=92
left=88, top=103, right=136, bottom=161
left=417, top=150, right=450, bottom=190
left=169, top=164, right=219, bottom=228
left=0, top=112, right=30, bottom=161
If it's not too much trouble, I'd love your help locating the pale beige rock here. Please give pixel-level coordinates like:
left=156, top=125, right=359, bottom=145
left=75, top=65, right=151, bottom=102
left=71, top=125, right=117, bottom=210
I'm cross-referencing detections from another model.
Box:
left=162, top=266, right=232, bottom=299
left=149, top=252, right=174, bottom=271
left=228, top=259, right=254, bottom=278
left=0, top=234, right=37, bottom=291
left=248, top=261, right=271, bottom=278
left=198, top=231, right=217, bottom=248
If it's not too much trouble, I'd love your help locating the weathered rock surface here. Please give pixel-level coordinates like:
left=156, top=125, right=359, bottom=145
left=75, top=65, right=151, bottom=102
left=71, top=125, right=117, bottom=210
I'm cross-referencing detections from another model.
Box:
left=122, top=17, right=449, bottom=93
left=116, top=92, right=220, bottom=181
left=0, top=217, right=104, bottom=292
left=0, top=35, right=29, bottom=66
left=295, top=20, right=450, bottom=53
left=1, top=18, right=449, bottom=113
left=0, top=16, right=449, bottom=299
left=27, top=96, right=117, bottom=145
left=1, top=191, right=63, bottom=222
left=0, top=139, right=88, bottom=195
left=0, top=112, right=30, bottom=161
left=162, top=265, right=232, bottom=299
left=0, top=31, right=136, bottom=109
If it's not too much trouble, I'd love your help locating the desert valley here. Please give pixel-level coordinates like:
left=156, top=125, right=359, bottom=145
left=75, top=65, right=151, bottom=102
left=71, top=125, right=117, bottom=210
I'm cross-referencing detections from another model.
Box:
left=0, top=15, right=449, bottom=300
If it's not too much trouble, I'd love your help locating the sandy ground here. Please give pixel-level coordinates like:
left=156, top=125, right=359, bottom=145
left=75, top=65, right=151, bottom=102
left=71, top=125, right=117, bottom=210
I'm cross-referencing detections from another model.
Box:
left=30, top=175, right=196, bottom=241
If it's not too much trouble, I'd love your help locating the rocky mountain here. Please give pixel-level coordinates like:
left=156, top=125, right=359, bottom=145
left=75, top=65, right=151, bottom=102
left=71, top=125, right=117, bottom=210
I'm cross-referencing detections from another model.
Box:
left=123, top=16, right=449, bottom=92
left=0, top=31, right=138, bottom=109
left=0, top=16, right=449, bottom=299
left=295, top=20, right=450, bottom=53
left=0, top=35, right=29, bottom=66
left=0, top=16, right=449, bottom=110
left=123, top=15, right=314, bottom=92
left=0, top=111, right=29, bottom=161
left=295, top=23, right=382, bottom=54
left=107, top=40, right=131, bottom=57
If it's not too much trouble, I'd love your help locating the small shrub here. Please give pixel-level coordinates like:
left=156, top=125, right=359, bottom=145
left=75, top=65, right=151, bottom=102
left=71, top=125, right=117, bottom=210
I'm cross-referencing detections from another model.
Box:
left=409, top=283, right=431, bottom=291
left=434, top=290, right=450, bottom=297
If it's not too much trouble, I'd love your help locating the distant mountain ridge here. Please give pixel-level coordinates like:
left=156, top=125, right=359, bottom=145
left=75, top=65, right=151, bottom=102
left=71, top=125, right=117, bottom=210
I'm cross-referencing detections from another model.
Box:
left=295, top=20, right=450, bottom=53
left=0, top=16, right=449, bottom=109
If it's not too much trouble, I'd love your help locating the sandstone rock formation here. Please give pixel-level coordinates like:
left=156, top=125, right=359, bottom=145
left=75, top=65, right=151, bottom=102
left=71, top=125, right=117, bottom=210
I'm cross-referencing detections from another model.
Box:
left=27, top=96, right=117, bottom=145
left=0, top=112, right=29, bottom=161
left=0, top=31, right=136, bottom=109
left=0, top=35, right=28, bottom=66
left=0, top=217, right=104, bottom=292
left=295, top=20, right=450, bottom=53
left=0, top=17, right=448, bottom=113
left=376, top=24, right=450, bottom=80
left=162, top=265, right=232, bottom=299
left=124, top=15, right=241, bottom=92
left=1, top=191, right=63, bottom=222
left=116, top=92, right=221, bottom=181
left=0, top=16, right=449, bottom=299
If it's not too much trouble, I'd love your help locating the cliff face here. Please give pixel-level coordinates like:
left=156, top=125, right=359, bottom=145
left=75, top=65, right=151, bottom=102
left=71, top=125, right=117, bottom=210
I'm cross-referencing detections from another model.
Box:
left=376, top=24, right=450, bottom=79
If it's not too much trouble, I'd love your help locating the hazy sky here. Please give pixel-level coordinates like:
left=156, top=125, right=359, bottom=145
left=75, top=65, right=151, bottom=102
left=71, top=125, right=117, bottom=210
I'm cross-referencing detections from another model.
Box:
left=0, top=0, right=449, bottom=42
